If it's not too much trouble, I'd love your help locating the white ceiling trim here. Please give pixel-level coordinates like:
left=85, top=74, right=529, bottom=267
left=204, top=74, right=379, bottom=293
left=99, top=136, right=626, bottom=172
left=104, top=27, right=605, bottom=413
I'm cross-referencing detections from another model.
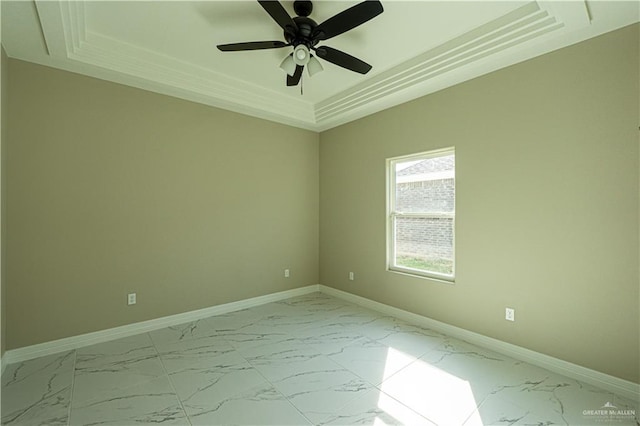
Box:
left=315, top=0, right=592, bottom=130
left=35, top=0, right=319, bottom=130
left=80, top=32, right=315, bottom=120
left=316, top=2, right=563, bottom=123
left=32, top=0, right=592, bottom=132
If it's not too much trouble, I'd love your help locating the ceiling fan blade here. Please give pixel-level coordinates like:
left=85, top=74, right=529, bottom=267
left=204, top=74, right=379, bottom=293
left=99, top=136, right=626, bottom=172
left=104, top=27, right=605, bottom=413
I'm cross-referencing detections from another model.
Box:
left=312, top=0, right=383, bottom=42
left=258, top=1, right=298, bottom=37
left=315, top=46, right=372, bottom=74
left=217, top=41, right=289, bottom=52
left=287, top=65, right=304, bottom=86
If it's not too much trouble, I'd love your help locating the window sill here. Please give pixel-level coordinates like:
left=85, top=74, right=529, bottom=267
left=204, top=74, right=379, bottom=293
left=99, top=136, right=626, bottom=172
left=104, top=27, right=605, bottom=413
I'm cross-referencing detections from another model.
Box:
left=387, top=267, right=455, bottom=285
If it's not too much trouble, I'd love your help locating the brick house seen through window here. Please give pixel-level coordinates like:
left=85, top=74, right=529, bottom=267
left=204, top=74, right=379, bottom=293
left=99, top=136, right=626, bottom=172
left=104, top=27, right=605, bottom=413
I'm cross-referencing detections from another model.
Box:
left=388, top=148, right=455, bottom=281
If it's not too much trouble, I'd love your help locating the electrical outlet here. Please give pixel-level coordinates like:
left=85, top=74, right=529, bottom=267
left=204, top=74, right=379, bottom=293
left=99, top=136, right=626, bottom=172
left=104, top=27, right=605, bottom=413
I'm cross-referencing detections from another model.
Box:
left=505, top=307, right=515, bottom=322
left=349, top=272, right=355, bottom=281
left=284, top=269, right=290, bottom=278
left=128, top=293, right=137, bottom=305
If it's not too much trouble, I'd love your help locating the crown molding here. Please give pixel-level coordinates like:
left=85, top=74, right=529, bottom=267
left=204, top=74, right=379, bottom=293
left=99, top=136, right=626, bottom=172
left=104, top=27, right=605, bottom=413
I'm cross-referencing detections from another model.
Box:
left=314, top=0, right=592, bottom=130
left=32, top=0, right=595, bottom=132
left=35, top=0, right=319, bottom=131
left=315, top=3, right=563, bottom=122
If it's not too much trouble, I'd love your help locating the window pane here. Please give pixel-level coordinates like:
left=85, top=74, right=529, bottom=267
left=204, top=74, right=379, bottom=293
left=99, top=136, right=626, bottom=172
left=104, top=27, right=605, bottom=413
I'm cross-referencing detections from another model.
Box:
left=389, top=150, right=455, bottom=280
left=395, top=154, right=455, bottom=214
left=394, top=216, right=454, bottom=275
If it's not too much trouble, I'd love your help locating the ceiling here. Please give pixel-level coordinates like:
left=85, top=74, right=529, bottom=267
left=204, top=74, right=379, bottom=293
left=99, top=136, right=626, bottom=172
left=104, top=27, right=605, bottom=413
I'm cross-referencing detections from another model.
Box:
left=2, top=0, right=639, bottom=131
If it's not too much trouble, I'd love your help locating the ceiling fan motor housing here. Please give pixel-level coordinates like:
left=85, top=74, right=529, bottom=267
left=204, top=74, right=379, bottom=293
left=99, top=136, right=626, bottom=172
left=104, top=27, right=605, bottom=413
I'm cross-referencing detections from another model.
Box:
left=286, top=16, right=319, bottom=49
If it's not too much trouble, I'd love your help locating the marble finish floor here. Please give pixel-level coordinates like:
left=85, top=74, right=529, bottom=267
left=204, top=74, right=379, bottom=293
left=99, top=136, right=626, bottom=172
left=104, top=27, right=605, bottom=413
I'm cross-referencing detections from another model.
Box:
left=2, top=292, right=638, bottom=425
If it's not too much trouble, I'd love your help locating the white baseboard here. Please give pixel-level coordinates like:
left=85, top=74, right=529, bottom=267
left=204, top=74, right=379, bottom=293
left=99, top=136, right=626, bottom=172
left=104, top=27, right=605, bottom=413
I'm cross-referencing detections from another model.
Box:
left=4, top=283, right=637, bottom=402
left=318, top=285, right=640, bottom=402
left=2, top=284, right=320, bottom=367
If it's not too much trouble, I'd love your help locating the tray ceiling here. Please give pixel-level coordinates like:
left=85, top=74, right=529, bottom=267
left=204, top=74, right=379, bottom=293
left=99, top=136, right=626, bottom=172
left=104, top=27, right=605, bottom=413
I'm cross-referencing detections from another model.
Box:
left=2, top=0, right=638, bottom=131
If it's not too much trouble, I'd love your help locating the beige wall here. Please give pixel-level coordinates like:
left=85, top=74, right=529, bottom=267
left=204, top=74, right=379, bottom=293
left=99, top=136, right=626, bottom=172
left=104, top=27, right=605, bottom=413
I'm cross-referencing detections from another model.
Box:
left=1, top=6, right=5, bottom=415
left=1, top=46, right=6, bottom=359
left=5, top=59, right=319, bottom=349
left=320, top=24, right=639, bottom=383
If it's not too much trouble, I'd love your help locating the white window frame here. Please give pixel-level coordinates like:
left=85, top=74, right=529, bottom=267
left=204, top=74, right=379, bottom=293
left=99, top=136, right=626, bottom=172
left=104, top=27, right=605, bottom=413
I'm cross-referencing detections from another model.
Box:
left=387, top=148, right=456, bottom=282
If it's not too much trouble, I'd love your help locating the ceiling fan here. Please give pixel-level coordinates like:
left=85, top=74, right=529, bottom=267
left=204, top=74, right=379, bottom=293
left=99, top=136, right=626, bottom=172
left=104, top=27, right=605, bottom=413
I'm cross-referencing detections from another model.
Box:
left=217, top=0, right=384, bottom=87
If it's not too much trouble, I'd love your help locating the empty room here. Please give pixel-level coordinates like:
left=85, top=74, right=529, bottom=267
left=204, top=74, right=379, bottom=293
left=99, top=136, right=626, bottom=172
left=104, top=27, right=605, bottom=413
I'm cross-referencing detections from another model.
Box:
left=0, top=0, right=638, bottom=425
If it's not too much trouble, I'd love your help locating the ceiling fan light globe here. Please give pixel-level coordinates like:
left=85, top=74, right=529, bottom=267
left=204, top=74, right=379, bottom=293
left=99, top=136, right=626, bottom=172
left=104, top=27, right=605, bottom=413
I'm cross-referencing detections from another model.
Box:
left=279, top=55, right=296, bottom=76
left=307, top=55, right=323, bottom=77
left=293, top=44, right=310, bottom=66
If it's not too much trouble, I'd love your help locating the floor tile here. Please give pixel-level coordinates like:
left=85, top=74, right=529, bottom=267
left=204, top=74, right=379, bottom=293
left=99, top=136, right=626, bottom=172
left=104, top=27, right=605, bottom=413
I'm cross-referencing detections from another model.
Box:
left=219, top=324, right=295, bottom=352
left=272, top=367, right=374, bottom=423
left=185, top=382, right=312, bottom=425
left=1, top=351, right=75, bottom=426
left=241, top=339, right=337, bottom=383
left=613, top=394, right=640, bottom=425
left=311, top=388, right=436, bottom=426
left=75, top=333, right=156, bottom=358
left=327, top=337, right=419, bottom=385
left=238, top=336, right=319, bottom=362
left=2, top=292, right=636, bottom=426
left=416, top=338, right=515, bottom=398
left=255, top=312, right=322, bottom=333
left=205, top=309, right=264, bottom=333
left=464, top=394, right=551, bottom=426
left=153, top=334, right=236, bottom=373
left=148, top=319, right=216, bottom=347
left=70, top=375, right=188, bottom=425
left=359, top=318, right=448, bottom=359
left=240, top=302, right=300, bottom=320
left=277, top=294, right=350, bottom=311
left=356, top=316, right=413, bottom=341
left=168, top=351, right=267, bottom=413
left=320, top=306, right=387, bottom=328
left=292, top=322, right=369, bottom=355
left=72, top=334, right=166, bottom=405
left=378, top=341, right=499, bottom=425
left=275, top=293, right=333, bottom=308
left=483, top=361, right=619, bottom=425
left=375, top=327, right=448, bottom=358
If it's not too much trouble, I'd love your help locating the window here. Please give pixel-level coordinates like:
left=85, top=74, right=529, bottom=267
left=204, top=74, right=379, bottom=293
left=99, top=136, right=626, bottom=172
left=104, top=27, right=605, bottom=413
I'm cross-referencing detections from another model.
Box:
left=387, top=148, right=455, bottom=281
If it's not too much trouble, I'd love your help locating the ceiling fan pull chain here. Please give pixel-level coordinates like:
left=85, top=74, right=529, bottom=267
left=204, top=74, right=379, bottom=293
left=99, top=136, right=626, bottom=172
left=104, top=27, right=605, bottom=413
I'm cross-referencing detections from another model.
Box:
left=300, top=75, right=304, bottom=96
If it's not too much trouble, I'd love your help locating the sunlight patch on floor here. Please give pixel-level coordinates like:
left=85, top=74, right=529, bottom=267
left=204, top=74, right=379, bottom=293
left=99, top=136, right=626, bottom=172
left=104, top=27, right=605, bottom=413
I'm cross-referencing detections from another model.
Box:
left=381, top=346, right=416, bottom=382
left=378, top=346, right=482, bottom=425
